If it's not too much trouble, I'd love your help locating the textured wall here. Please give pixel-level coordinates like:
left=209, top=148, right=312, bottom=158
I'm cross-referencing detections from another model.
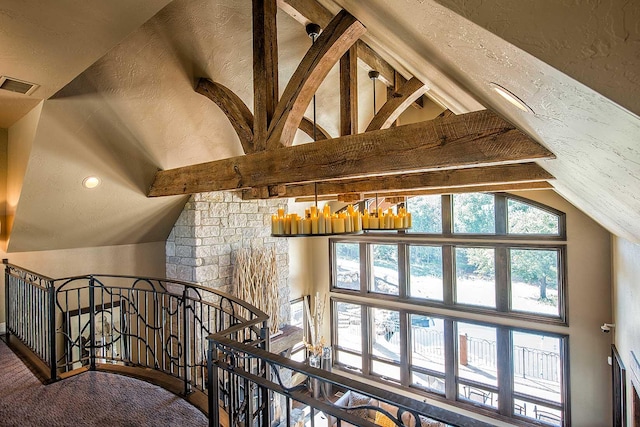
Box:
left=166, top=191, right=290, bottom=327
left=613, top=236, right=640, bottom=425
left=0, top=241, right=167, bottom=326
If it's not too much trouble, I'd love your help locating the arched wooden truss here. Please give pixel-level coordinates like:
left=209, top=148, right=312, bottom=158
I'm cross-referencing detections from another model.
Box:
left=148, top=0, right=555, bottom=199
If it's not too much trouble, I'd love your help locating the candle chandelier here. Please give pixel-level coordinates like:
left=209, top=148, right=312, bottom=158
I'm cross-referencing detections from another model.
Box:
left=270, top=30, right=411, bottom=237
left=270, top=199, right=412, bottom=237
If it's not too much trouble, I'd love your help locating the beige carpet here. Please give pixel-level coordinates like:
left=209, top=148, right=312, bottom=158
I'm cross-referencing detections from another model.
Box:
left=0, top=338, right=207, bottom=426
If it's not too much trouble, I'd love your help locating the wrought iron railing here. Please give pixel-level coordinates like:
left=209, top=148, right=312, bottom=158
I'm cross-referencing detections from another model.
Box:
left=207, top=331, right=496, bottom=427
left=3, top=261, right=268, bottom=398
left=5, top=261, right=496, bottom=426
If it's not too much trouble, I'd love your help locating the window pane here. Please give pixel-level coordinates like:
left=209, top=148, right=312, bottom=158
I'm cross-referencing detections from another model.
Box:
left=513, top=331, right=562, bottom=404
left=455, top=247, right=495, bottom=308
left=289, top=300, right=306, bottom=358
left=514, top=399, right=562, bottom=426
left=408, top=195, right=442, bottom=233
left=336, top=350, right=362, bottom=370
left=335, top=243, right=360, bottom=290
left=372, top=308, right=400, bottom=362
left=336, top=302, right=361, bottom=352
left=371, top=244, right=399, bottom=295
left=412, top=373, right=445, bottom=394
left=458, top=384, right=498, bottom=409
left=290, top=300, right=304, bottom=328
left=457, top=322, right=497, bottom=387
left=453, top=193, right=495, bottom=234
left=372, top=360, right=401, bottom=382
left=510, top=249, right=559, bottom=316
left=410, top=315, right=445, bottom=374
left=508, top=199, right=559, bottom=235
left=409, top=246, right=443, bottom=301
left=291, top=348, right=306, bottom=363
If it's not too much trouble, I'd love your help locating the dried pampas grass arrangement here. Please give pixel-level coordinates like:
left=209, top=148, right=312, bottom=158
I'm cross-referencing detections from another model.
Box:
left=234, top=247, right=281, bottom=335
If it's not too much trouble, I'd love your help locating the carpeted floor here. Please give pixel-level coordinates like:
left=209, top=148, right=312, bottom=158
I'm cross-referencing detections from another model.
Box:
left=0, top=339, right=207, bottom=426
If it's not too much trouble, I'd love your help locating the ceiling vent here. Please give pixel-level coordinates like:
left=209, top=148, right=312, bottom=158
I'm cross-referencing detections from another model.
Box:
left=0, top=76, right=39, bottom=95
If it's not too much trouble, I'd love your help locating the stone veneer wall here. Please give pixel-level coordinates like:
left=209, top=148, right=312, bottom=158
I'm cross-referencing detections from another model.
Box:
left=166, top=191, right=290, bottom=326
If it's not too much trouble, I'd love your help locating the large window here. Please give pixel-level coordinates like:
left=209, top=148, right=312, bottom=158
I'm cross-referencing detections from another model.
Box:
left=332, top=301, right=568, bottom=427
left=330, top=193, right=569, bottom=426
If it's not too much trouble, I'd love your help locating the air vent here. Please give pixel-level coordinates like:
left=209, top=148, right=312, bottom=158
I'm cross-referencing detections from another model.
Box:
left=0, top=76, right=39, bottom=95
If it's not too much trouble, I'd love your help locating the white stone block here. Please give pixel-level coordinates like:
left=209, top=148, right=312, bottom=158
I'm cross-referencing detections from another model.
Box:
left=198, top=192, right=224, bottom=202
left=228, top=202, right=241, bottom=213
left=240, top=202, right=259, bottom=213
left=174, top=226, right=193, bottom=238
left=166, top=242, right=176, bottom=257
left=195, top=246, right=212, bottom=258
left=209, top=203, right=228, bottom=218
left=166, top=264, right=177, bottom=278
left=176, top=265, right=194, bottom=281
left=175, top=237, right=198, bottom=247
left=229, top=213, right=247, bottom=227
left=219, top=254, right=231, bottom=266
left=198, top=226, right=220, bottom=238
left=196, top=264, right=219, bottom=282
left=201, top=217, right=220, bottom=226
left=176, top=245, right=193, bottom=257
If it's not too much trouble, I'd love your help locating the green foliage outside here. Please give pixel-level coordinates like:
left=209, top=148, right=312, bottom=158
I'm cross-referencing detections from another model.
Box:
left=453, top=193, right=495, bottom=234
left=336, top=194, right=560, bottom=302
left=408, top=195, right=442, bottom=233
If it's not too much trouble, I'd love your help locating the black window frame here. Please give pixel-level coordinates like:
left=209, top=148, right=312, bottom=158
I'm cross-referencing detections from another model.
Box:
left=331, top=298, right=571, bottom=427
left=329, top=193, right=570, bottom=426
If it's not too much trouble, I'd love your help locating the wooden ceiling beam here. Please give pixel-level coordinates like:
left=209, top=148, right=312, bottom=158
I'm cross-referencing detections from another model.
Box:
left=364, top=182, right=554, bottom=198
left=252, top=0, right=279, bottom=152
left=340, top=45, right=358, bottom=136
left=366, top=77, right=428, bottom=131
left=299, top=117, right=330, bottom=141
left=278, top=0, right=424, bottom=109
left=196, top=79, right=330, bottom=151
left=293, top=182, right=554, bottom=203
left=276, top=0, right=333, bottom=28
left=148, top=110, right=555, bottom=197
left=266, top=10, right=365, bottom=149
left=241, top=163, right=553, bottom=200
left=195, top=79, right=254, bottom=154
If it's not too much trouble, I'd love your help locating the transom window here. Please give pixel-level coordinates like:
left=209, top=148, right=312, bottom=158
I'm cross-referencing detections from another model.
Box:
left=330, top=193, right=569, bottom=426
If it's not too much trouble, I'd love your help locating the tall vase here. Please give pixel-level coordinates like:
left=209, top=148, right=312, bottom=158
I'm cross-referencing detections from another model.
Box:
left=309, top=353, right=321, bottom=398
left=321, top=346, right=332, bottom=396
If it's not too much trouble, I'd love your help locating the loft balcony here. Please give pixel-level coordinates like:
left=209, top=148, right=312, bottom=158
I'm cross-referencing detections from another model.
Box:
left=3, top=262, right=494, bottom=427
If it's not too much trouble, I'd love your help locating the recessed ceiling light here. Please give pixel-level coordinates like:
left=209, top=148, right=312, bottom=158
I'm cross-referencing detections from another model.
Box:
left=82, top=176, right=101, bottom=189
left=490, top=83, right=534, bottom=114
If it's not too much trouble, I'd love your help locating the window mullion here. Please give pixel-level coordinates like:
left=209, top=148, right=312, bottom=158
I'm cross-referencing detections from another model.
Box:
left=497, top=327, right=513, bottom=417
left=362, top=305, right=370, bottom=376
left=495, top=194, right=507, bottom=235
left=443, top=245, right=454, bottom=305
left=444, top=319, right=456, bottom=400
left=442, top=195, right=452, bottom=236
left=360, top=242, right=368, bottom=294
left=400, top=311, right=409, bottom=386
left=496, top=246, right=509, bottom=312
left=398, top=243, right=408, bottom=299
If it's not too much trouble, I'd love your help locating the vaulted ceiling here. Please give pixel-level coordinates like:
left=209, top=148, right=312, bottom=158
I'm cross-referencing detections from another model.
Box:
left=0, top=0, right=638, bottom=252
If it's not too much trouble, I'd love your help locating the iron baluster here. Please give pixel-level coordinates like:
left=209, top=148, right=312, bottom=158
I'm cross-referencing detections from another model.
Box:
left=4, top=260, right=9, bottom=341
left=49, top=283, right=57, bottom=381
left=88, top=276, right=96, bottom=371
left=182, top=287, right=191, bottom=395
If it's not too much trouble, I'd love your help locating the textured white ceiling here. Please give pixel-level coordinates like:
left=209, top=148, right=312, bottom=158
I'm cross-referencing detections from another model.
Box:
left=0, top=0, right=172, bottom=127
left=2, top=0, right=640, bottom=251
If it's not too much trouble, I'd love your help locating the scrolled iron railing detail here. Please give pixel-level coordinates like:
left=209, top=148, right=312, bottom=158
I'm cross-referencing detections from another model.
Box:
left=4, top=261, right=496, bottom=427
left=3, top=262, right=268, bottom=399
